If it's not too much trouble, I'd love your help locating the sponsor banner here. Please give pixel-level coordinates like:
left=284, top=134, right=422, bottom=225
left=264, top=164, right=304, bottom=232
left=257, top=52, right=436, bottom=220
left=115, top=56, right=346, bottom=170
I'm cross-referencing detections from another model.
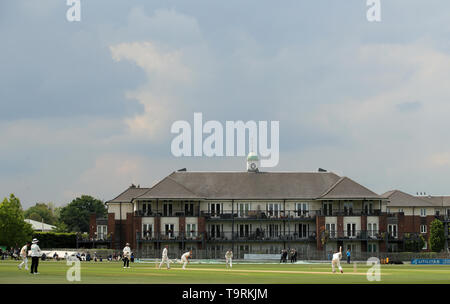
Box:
left=411, top=259, right=450, bottom=265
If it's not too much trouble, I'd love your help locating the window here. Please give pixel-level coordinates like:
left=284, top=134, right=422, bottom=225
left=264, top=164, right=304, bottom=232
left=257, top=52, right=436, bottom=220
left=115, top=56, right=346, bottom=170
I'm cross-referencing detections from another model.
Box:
left=343, top=201, right=354, bottom=215
left=435, top=209, right=440, bottom=216
left=364, top=201, right=374, bottom=215
left=185, top=202, right=194, bottom=216
left=298, top=224, right=309, bottom=238
left=96, top=225, right=107, bottom=240
left=209, top=203, right=221, bottom=217
left=420, top=208, right=426, bottom=217
left=420, top=225, right=427, bottom=234
left=163, top=202, right=173, bottom=216
left=367, top=223, right=378, bottom=238
left=239, top=224, right=250, bottom=237
left=239, top=203, right=250, bottom=217
left=267, top=203, right=280, bottom=218
left=142, top=224, right=152, bottom=239
left=325, top=223, right=336, bottom=238
left=423, top=241, right=428, bottom=250
left=346, top=223, right=356, bottom=238
left=323, top=202, right=333, bottom=216
left=165, top=224, right=174, bottom=237
left=142, top=202, right=152, bottom=216
left=268, top=224, right=279, bottom=238
left=186, top=224, right=197, bottom=238
left=398, top=208, right=403, bottom=213
left=388, top=224, right=398, bottom=238
left=386, top=207, right=390, bottom=214
left=209, top=224, right=221, bottom=238
left=296, top=203, right=309, bottom=216
left=368, top=243, right=377, bottom=253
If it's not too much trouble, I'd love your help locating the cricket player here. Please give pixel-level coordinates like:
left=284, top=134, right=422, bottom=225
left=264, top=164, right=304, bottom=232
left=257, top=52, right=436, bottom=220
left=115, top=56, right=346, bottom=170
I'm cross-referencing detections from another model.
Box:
left=18, top=242, right=30, bottom=271
left=30, top=238, right=42, bottom=274
left=225, top=249, right=233, bottom=268
left=181, top=250, right=192, bottom=270
left=331, top=246, right=343, bottom=274
left=123, top=243, right=131, bottom=268
left=159, top=245, right=170, bottom=269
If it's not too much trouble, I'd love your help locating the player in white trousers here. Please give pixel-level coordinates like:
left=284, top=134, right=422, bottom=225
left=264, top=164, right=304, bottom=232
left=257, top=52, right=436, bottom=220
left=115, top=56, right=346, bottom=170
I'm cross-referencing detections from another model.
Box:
left=181, top=250, right=192, bottom=270
left=331, top=246, right=344, bottom=273
left=123, top=243, right=131, bottom=268
left=159, top=245, right=170, bottom=269
left=18, top=242, right=30, bottom=270
left=225, top=249, right=233, bottom=268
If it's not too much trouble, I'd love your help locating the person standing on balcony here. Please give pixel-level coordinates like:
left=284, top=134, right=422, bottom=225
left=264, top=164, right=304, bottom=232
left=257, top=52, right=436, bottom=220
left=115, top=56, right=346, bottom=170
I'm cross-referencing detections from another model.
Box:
left=331, top=246, right=343, bottom=274
left=159, top=245, right=170, bottom=269
left=225, top=249, right=233, bottom=268
left=346, top=249, right=351, bottom=264
left=123, top=243, right=131, bottom=268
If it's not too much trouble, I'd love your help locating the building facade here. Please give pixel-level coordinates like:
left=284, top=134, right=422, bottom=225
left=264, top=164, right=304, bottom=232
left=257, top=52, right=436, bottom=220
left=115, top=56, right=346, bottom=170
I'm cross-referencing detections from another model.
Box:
left=89, top=155, right=450, bottom=256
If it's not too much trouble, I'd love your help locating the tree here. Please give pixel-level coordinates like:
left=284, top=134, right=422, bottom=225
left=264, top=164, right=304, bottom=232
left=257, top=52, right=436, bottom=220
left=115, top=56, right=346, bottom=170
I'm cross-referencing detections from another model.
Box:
left=59, top=195, right=106, bottom=233
left=0, top=194, right=34, bottom=247
left=24, top=203, right=58, bottom=225
left=429, top=219, right=445, bottom=252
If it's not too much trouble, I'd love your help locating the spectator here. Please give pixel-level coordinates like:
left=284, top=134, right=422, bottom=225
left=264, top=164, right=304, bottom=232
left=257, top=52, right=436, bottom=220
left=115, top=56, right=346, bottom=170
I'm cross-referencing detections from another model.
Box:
left=130, top=252, right=135, bottom=263
left=86, top=252, right=91, bottom=262
left=346, top=249, right=351, bottom=264
left=293, top=249, right=298, bottom=262
left=64, top=252, right=68, bottom=260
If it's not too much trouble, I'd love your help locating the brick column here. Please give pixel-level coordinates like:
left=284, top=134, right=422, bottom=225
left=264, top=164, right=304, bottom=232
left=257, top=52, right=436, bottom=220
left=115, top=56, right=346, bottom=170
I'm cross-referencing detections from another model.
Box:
left=316, top=216, right=325, bottom=250
left=198, top=217, right=206, bottom=249
left=337, top=216, right=344, bottom=238
left=89, top=213, right=97, bottom=239
left=107, top=213, right=116, bottom=249
left=378, top=214, right=387, bottom=252
left=179, top=217, right=186, bottom=234
left=133, top=216, right=142, bottom=250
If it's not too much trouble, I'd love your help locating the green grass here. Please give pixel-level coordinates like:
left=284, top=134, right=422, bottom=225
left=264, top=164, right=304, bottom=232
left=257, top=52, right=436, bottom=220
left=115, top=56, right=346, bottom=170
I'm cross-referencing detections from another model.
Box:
left=1, top=260, right=450, bottom=284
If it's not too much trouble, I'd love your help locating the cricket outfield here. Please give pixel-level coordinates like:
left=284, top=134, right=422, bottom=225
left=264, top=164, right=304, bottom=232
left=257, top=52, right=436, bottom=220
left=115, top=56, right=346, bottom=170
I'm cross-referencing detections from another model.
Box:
left=1, top=260, right=450, bottom=284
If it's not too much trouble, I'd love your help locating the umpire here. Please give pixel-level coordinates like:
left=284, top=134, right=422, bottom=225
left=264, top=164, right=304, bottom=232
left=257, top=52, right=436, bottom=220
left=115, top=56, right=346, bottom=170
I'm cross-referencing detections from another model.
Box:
left=30, top=238, right=42, bottom=274
left=123, top=243, right=131, bottom=268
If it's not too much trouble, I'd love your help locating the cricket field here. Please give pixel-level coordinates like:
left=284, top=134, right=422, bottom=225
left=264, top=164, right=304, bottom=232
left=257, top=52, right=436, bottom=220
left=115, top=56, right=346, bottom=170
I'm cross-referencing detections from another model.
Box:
left=1, top=260, right=449, bottom=284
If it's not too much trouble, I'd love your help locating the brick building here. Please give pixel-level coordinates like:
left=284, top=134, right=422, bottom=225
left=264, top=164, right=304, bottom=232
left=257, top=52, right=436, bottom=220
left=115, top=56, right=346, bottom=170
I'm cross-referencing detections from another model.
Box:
left=89, top=155, right=450, bottom=256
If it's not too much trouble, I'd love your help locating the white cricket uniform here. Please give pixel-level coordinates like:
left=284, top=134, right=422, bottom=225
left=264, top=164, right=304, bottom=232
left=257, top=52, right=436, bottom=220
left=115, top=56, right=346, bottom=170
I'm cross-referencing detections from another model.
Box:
left=18, top=245, right=28, bottom=270
left=123, top=246, right=131, bottom=258
left=181, top=251, right=191, bottom=269
left=225, top=251, right=233, bottom=268
left=332, top=252, right=343, bottom=273
left=159, top=248, right=170, bottom=269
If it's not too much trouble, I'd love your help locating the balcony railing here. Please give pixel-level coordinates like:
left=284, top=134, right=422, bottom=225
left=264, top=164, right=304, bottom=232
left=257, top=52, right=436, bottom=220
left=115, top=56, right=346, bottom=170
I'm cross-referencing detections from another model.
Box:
left=321, top=230, right=383, bottom=241
left=137, top=231, right=204, bottom=242
left=202, top=209, right=320, bottom=220
left=206, top=231, right=317, bottom=241
left=318, top=209, right=382, bottom=216
left=134, top=210, right=200, bottom=217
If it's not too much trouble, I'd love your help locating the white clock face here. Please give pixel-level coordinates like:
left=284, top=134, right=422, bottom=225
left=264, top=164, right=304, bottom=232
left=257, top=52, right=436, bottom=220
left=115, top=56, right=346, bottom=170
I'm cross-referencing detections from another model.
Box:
left=250, top=163, right=257, bottom=170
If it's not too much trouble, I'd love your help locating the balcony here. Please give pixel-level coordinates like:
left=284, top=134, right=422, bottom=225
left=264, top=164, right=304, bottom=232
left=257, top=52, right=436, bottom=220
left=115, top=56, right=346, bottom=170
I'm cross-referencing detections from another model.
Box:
left=202, top=209, right=319, bottom=220
left=318, top=209, right=382, bottom=217
left=136, top=231, right=204, bottom=242
left=206, top=231, right=317, bottom=242
left=321, top=230, right=383, bottom=241
left=134, top=209, right=200, bottom=217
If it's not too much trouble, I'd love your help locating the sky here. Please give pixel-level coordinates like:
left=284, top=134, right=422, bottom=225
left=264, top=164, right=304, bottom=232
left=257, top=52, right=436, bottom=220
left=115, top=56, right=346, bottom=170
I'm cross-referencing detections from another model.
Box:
left=2, top=0, right=450, bottom=208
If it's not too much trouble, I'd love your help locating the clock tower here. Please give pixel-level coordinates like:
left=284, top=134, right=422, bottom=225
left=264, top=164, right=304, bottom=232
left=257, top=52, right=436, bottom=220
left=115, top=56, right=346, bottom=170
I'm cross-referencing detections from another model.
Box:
left=247, top=152, right=259, bottom=172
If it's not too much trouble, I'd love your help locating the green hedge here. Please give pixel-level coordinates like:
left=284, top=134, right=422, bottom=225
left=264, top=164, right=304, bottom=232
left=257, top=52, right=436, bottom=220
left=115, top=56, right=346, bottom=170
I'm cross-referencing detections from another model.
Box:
left=32, top=232, right=77, bottom=248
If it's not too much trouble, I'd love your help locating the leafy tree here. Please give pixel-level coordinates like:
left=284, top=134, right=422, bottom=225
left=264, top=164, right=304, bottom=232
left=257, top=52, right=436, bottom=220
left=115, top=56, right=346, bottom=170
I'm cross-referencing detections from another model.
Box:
left=24, top=203, right=58, bottom=225
left=429, top=219, right=445, bottom=252
left=403, top=233, right=425, bottom=252
left=59, top=195, right=106, bottom=233
left=0, top=194, right=34, bottom=247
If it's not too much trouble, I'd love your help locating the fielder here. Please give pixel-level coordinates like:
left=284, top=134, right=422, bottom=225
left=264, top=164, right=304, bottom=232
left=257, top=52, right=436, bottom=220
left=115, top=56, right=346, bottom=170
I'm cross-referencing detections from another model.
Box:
left=159, top=245, right=170, bottom=269
left=181, top=250, right=192, bottom=270
left=18, top=242, right=30, bottom=271
left=123, top=243, right=131, bottom=268
left=331, top=246, right=343, bottom=274
left=225, top=249, right=233, bottom=268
